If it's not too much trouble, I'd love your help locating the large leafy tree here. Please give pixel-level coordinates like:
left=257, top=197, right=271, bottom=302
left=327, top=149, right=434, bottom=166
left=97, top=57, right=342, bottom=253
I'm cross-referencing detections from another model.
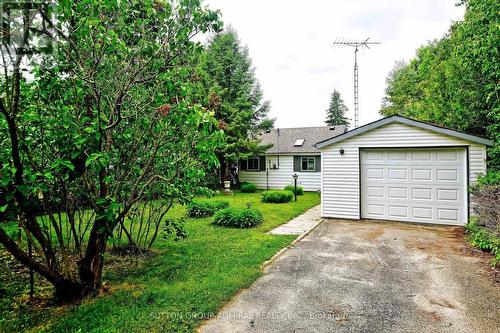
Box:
left=0, top=0, right=222, bottom=301
left=197, top=29, right=273, bottom=184
left=380, top=0, right=499, bottom=169
left=325, top=89, right=350, bottom=127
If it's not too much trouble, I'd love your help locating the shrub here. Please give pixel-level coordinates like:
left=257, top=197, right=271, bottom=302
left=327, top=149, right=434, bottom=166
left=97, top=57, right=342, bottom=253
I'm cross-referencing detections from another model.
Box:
left=468, top=171, right=500, bottom=267
left=284, top=185, right=303, bottom=195
left=470, top=173, right=499, bottom=236
left=476, top=170, right=500, bottom=187
left=261, top=190, right=293, bottom=203
left=186, top=200, right=229, bottom=218
left=162, top=217, right=187, bottom=241
left=211, top=200, right=230, bottom=211
left=240, top=183, right=257, bottom=193
left=465, top=218, right=500, bottom=267
left=212, top=207, right=264, bottom=228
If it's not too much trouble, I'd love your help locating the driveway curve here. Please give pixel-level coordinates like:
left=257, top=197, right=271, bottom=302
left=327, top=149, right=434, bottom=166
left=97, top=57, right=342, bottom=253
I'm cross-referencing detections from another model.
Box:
left=200, top=219, right=500, bottom=333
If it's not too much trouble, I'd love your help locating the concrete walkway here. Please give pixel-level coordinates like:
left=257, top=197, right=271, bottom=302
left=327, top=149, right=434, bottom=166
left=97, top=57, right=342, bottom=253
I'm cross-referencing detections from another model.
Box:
left=268, top=205, right=322, bottom=235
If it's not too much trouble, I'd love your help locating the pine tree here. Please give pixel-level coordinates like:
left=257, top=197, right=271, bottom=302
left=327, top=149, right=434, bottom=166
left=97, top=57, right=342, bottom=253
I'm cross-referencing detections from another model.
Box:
left=325, top=90, right=350, bottom=127
left=198, top=28, right=273, bottom=185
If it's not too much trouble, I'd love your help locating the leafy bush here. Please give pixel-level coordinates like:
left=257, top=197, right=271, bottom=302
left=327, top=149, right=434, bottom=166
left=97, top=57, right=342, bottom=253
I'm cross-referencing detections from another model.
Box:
left=212, top=207, right=264, bottom=228
left=261, top=190, right=293, bottom=203
left=240, top=183, right=257, bottom=193
left=186, top=200, right=229, bottom=218
left=211, top=200, right=230, bottom=211
left=284, top=185, right=303, bottom=195
left=162, top=217, right=187, bottom=241
left=465, top=218, right=500, bottom=267
left=470, top=173, right=499, bottom=236
left=476, top=170, right=500, bottom=187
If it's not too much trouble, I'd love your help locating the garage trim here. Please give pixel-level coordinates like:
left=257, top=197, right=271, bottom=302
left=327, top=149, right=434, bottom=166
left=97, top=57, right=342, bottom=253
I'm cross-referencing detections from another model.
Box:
left=316, top=116, right=493, bottom=149
left=359, top=146, right=469, bottom=225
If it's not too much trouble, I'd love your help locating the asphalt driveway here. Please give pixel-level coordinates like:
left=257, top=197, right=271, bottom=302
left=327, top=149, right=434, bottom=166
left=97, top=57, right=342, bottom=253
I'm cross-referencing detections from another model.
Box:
left=200, top=219, right=500, bottom=333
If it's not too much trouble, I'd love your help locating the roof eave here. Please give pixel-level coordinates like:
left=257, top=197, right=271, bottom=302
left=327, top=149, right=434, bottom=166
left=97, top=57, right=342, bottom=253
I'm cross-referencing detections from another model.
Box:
left=315, top=116, right=494, bottom=149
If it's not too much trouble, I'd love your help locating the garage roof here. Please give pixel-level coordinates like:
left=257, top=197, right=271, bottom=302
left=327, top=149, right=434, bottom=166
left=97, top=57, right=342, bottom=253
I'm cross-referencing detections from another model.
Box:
left=315, top=115, right=493, bottom=149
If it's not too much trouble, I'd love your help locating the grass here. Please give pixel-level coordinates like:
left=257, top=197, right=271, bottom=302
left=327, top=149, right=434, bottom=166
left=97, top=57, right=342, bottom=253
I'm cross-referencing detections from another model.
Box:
left=0, top=191, right=320, bottom=333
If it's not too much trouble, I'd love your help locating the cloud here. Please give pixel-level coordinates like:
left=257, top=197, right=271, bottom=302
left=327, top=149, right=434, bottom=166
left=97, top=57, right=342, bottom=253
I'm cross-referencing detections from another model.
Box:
left=206, top=0, right=464, bottom=128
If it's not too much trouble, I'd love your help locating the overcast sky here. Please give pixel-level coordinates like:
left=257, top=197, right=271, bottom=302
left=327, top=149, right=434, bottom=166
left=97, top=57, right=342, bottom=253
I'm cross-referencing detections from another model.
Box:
left=204, top=0, right=464, bottom=129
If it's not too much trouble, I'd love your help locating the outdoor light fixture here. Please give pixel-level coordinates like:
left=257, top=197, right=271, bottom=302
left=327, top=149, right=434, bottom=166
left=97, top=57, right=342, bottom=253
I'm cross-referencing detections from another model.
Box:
left=339, top=148, right=345, bottom=155
left=292, top=173, right=299, bottom=202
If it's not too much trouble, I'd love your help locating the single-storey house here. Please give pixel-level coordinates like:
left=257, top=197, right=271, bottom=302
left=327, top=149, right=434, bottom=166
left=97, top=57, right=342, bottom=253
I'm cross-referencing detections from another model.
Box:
left=239, top=125, right=345, bottom=191
left=316, top=115, right=493, bottom=226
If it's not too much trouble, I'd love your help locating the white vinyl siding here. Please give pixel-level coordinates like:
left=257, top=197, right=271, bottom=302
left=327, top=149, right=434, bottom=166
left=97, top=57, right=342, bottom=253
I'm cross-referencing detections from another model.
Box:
left=240, top=155, right=321, bottom=191
left=320, top=122, right=487, bottom=220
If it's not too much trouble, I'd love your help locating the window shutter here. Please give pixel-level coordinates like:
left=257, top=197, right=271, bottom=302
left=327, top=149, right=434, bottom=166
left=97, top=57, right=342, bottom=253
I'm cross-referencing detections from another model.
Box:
left=293, top=156, right=301, bottom=172
left=259, top=156, right=266, bottom=171
left=315, top=156, right=321, bottom=172
left=240, top=159, right=247, bottom=171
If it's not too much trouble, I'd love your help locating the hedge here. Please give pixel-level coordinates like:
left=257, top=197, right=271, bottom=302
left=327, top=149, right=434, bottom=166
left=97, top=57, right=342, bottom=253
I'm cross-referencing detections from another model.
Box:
left=240, top=183, right=257, bottom=193
left=261, top=190, right=293, bottom=203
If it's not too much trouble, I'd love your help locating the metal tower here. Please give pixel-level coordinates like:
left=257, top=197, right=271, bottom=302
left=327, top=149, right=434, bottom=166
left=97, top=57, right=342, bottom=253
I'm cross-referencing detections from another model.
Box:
left=333, top=38, right=380, bottom=128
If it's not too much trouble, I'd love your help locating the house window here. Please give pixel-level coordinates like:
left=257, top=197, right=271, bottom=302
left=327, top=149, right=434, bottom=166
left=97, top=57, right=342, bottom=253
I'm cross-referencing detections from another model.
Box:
left=301, top=157, right=315, bottom=171
left=247, top=157, right=260, bottom=171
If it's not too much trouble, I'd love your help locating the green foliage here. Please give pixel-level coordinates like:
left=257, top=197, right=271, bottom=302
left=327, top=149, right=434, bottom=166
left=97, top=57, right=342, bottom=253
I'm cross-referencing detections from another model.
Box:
left=476, top=170, right=500, bottom=187
left=0, top=192, right=320, bottom=332
left=380, top=0, right=499, bottom=169
left=162, top=217, right=187, bottom=241
left=465, top=218, right=500, bottom=267
left=196, top=28, right=274, bottom=180
left=240, top=183, right=257, bottom=193
left=212, top=207, right=264, bottom=228
left=186, top=200, right=229, bottom=218
left=211, top=200, right=231, bottom=211
left=284, top=185, right=304, bottom=196
left=262, top=190, right=294, bottom=203
left=0, top=0, right=223, bottom=300
left=325, top=89, right=350, bottom=127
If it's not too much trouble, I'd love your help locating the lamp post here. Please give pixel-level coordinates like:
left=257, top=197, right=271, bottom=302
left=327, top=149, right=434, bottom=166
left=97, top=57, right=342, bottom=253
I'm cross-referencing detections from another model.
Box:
left=292, top=173, right=298, bottom=202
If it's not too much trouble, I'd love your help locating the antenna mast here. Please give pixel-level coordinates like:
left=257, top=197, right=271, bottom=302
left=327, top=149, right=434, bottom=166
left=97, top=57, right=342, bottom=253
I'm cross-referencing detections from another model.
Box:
left=333, top=38, right=380, bottom=128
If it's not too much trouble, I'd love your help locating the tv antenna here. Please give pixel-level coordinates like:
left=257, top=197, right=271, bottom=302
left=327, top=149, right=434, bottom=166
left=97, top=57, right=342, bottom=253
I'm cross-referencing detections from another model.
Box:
left=333, top=38, right=380, bottom=128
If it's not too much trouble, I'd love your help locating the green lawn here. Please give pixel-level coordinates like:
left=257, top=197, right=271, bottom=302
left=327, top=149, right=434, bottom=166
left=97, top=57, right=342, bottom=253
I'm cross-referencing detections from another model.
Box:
left=0, top=191, right=319, bottom=333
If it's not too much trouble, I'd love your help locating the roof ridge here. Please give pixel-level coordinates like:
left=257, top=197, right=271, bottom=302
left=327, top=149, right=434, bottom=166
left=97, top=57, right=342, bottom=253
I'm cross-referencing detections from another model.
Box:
left=270, top=125, right=342, bottom=130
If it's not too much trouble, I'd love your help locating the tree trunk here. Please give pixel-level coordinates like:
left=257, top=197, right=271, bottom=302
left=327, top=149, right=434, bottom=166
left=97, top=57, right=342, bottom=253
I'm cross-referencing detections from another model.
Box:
left=219, top=155, right=227, bottom=188
left=77, top=218, right=108, bottom=296
left=53, top=279, right=84, bottom=303
left=0, top=227, right=84, bottom=302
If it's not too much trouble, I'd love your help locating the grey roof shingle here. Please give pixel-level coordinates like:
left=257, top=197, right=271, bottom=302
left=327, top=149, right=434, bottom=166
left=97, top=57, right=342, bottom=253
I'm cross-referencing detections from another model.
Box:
left=256, top=125, right=346, bottom=154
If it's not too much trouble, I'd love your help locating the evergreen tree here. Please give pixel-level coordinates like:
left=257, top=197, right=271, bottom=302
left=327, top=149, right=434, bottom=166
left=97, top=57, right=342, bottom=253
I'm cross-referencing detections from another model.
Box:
left=198, top=28, right=273, bottom=184
left=325, top=90, right=350, bottom=127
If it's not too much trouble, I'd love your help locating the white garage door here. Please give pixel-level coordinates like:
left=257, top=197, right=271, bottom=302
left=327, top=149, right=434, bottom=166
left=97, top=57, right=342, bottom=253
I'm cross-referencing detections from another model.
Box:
left=361, top=148, right=467, bottom=225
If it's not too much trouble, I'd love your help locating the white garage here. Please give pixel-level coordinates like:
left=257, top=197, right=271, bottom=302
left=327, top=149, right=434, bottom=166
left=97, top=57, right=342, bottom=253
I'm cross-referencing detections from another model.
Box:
left=316, top=116, right=492, bottom=226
